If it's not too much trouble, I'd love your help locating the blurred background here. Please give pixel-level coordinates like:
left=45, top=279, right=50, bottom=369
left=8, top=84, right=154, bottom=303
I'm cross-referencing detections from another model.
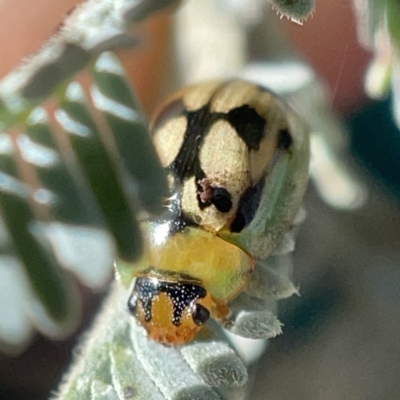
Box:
left=0, top=0, right=400, bottom=399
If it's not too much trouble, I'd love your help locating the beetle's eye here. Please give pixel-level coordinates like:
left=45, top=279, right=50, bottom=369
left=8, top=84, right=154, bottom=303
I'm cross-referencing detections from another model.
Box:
left=127, top=293, right=138, bottom=314
left=192, top=304, right=210, bottom=326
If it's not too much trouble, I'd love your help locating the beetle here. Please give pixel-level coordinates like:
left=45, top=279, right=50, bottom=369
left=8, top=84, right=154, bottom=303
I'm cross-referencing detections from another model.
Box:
left=118, top=79, right=309, bottom=345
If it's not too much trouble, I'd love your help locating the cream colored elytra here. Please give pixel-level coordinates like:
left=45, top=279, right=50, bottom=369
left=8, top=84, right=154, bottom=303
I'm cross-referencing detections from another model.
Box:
left=117, top=79, right=309, bottom=345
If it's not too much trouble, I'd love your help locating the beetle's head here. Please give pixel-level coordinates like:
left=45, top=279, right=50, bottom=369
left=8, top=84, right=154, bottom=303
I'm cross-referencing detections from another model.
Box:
left=128, top=275, right=213, bottom=345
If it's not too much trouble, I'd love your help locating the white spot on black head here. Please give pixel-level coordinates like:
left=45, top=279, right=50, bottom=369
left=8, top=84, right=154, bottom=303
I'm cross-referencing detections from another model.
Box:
left=129, top=277, right=209, bottom=327
left=127, top=292, right=138, bottom=313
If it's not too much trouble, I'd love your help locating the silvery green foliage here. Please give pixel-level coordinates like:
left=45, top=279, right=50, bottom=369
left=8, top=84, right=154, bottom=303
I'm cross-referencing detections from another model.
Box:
left=54, top=225, right=299, bottom=400
left=55, top=283, right=245, bottom=400
left=0, top=0, right=181, bottom=106
left=0, top=0, right=179, bottom=351
left=0, top=0, right=311, bottom=397
left=353, top=0, right=400, bottom=128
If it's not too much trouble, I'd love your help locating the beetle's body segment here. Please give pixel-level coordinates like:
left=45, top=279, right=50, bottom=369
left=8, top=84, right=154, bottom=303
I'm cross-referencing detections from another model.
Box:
left=122, top=80, right=309, bottom=345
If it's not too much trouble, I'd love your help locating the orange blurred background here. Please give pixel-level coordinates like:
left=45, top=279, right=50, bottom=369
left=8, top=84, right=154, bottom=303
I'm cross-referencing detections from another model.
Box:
left=0, top=0, right=371, bottom=114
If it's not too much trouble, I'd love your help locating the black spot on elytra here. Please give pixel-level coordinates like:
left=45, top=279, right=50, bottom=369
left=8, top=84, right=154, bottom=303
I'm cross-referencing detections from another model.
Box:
left=152, top=85, right=269, bottom=231
left=226, top=105, right=266, bottom=150
left=230, top=212, right=246, bottom=233
left=277, top=128, right=293, bottom=151
left=197, top=182, right=232, bottom=213
left=210, top=187, right=232, bottom=213
left=170, top=106, right=213, bottom=180
left=230, top=178, right=265, bottom=233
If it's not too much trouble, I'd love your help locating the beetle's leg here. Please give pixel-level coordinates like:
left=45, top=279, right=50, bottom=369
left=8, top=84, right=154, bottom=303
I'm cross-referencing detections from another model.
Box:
left=212, top=301, right=234, bottom=328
